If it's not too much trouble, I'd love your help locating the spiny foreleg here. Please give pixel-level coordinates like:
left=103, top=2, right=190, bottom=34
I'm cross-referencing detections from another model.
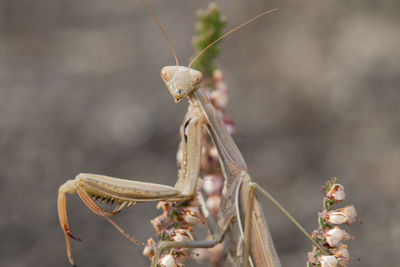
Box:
left=58, top=173, right=180, bottom=265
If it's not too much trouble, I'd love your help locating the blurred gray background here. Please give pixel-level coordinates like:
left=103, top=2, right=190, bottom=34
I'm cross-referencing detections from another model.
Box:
left=1, top=0, right=399, bottom=266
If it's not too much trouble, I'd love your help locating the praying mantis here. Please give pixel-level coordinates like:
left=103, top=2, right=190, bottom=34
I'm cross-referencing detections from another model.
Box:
left=58, top=1, right=329, bottom=266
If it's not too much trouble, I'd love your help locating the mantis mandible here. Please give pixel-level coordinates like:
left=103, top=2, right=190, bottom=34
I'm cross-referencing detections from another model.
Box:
left=58, top=1, right=328, bottom=266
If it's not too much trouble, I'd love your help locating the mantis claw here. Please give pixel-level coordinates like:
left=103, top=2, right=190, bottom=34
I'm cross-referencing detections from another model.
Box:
left=66, top=229, right=82, bottom=242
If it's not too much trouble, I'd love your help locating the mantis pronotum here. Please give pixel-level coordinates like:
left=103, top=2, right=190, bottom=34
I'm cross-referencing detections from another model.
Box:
left=58, top=1, right=328, bottom=266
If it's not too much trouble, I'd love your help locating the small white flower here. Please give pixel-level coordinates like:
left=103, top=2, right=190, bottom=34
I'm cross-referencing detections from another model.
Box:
left=324, top=227, right=352, bottom=247
left=170, top=229, right=194, bottom=242
left=319, top=255, right=338, bottom=267
left=334, top=245, right=350, bottom=266
left=160, top=254, right=177, bottom=267
left=341, top=205, right=357, bottom=224
left=327, top=184, right=346, bottom=203
left=325, top=211, right=348, bottom=225
left=326, top=205, right=358, bottom=225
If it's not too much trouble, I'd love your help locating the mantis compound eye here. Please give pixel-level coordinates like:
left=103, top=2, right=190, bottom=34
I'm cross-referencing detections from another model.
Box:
left=191, top=71, right=203, bottom=86
left=160, top=67, right=173, bottom=82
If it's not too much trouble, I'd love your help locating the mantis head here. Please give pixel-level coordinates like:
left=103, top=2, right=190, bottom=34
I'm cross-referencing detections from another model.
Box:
left=139, top=0, right=276, bottom=102
left=161, top=66, right=203, bottom=102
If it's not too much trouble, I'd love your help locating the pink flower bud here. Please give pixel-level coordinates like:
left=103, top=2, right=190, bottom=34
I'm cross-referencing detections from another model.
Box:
left=180, top=207, right=201, bottom=224
left=151, top=215, right=164, bottom=232
left=208, top=146, right=219, bottom=163
left=319, top=255, right=338, bottom=267
left=206, top=195, right=221, bottom=219
left=160, top=254, right=177, bottom=267
left=211, top=85, right=228, bottom=109
left=326, top=184, right=346, bottom=203
left=212, top=69, right=223, bottom=82
left=143, top=238, right=156, bottom=259
left=203, top=174, right=224, bottom=196
left=324, top=227, right=352, bottom=247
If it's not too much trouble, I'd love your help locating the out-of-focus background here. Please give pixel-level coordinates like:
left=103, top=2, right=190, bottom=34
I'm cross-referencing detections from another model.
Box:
left=1, top=0, right=399, bottom=266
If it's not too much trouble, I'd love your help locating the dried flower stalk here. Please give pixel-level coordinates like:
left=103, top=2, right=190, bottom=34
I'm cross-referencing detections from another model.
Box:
left=307, top=178, right=358, bottom=267
left=144, top=4, right=229, bottom=266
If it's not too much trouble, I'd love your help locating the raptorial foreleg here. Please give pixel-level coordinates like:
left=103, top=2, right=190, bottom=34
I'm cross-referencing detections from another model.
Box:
left=58, top=173, right=181, bottom=265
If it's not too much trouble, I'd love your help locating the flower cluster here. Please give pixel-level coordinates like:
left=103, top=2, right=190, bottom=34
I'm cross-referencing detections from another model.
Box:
left=143, top=200, right=202, bottom=266
left=307, top=178, right=357, bottom=267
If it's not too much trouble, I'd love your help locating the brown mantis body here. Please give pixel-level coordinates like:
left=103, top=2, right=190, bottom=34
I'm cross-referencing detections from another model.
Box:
left=58, top=73, right=280, bottom=266
left=58, top=2, right=327, bottom=266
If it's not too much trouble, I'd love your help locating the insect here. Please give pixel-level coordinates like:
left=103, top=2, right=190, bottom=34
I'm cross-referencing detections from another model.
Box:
left=58, top=1, right=328, bottom=266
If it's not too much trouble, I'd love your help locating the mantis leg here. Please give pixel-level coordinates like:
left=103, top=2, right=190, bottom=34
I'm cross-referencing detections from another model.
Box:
left=58, top=174, right=180, bottom=265
left=58, top=107, right=205, bottom=265
left=76, top=186, right=145, bottom=246
left=194, top=89, right=247, bottom=171
left=241, top=179, right=280, bottom=267
left=150, top=208, right=235, bottom=267
left=238, top=176, right=281, bottom=267
left=241, top=181, right=330, bottom=267
left=196, top=105, right=279, bottom=266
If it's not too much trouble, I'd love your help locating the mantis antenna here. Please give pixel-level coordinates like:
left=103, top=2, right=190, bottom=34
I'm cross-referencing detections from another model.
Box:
left=138, top=0, right=179, bottom=66
left=188, top=8, right=278, bottom=68
left=139, top=0, right=277, bottom=69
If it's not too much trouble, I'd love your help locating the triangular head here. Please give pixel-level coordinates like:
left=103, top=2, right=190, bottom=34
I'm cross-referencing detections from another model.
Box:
left=161, top=66, right=203, bottom=102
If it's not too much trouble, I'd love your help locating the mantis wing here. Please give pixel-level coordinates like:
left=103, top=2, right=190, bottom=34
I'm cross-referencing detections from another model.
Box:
left=194, top=89, right=247, bottom=171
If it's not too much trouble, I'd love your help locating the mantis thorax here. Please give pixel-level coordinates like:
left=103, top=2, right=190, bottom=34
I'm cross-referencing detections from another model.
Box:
left=161, top=66, right=203, bottom=102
